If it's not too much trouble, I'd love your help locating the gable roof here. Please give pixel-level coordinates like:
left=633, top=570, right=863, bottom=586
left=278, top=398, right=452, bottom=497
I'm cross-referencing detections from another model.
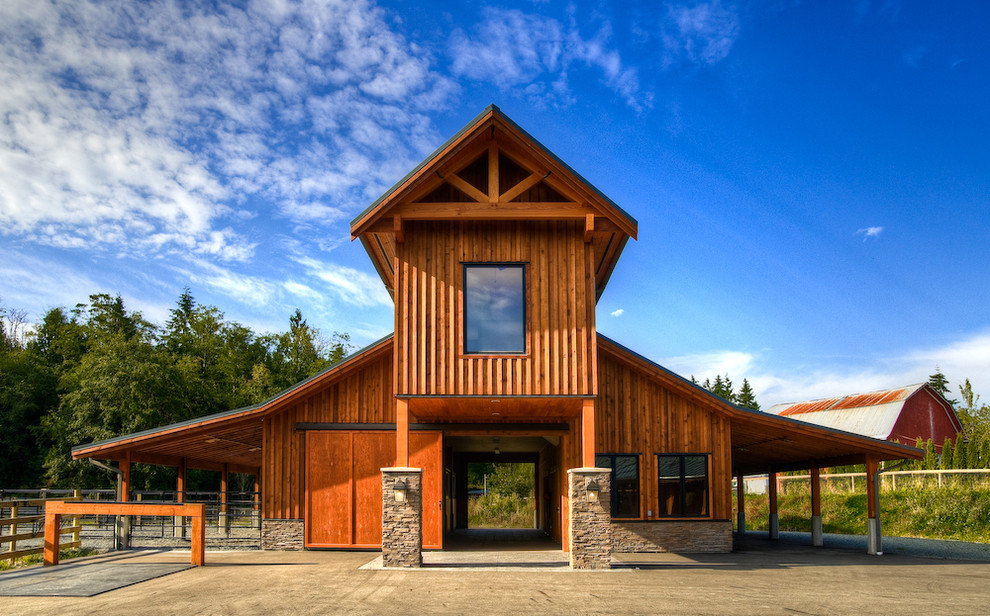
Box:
left=350, top=105, right=638, bottom=300
left=765, top=383, right=963, bottom=441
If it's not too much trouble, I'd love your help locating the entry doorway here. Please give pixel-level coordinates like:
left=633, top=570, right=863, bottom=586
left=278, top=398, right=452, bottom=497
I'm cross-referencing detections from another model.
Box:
left=445, top=435, right=563, bottom=548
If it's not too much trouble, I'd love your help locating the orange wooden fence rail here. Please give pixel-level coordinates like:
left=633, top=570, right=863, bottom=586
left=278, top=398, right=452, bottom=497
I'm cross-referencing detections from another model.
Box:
left=44, top=501, right=206, bottom=567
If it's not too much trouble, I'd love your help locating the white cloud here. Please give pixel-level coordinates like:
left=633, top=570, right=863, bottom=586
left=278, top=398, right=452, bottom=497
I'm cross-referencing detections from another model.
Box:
left=661, top=1, right=740, bottom=68
left=658, top=330, right=990, bottom=408
left=0, top=0, right=452, bottom=262
left=611, top=308, right=625, bottom=317
left=857, top=226, right=884, bottom=241
left=172, top=260, right=277, bottom=308
left=449, top=7, right=647, bottom=110
left=295, top=256, right=392, bottom=308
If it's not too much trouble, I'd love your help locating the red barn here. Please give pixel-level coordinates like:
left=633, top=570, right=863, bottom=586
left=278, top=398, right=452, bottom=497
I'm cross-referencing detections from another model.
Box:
left=766, top=383, right=962, bottom=448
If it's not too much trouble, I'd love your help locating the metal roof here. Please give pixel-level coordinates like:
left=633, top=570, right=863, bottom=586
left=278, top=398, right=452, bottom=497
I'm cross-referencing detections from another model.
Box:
left=765, top=384, right=927, bottom=440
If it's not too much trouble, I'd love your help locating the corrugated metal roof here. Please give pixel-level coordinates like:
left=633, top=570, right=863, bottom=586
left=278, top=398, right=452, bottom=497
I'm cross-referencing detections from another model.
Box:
left=765, top=383, right=927, bottom=440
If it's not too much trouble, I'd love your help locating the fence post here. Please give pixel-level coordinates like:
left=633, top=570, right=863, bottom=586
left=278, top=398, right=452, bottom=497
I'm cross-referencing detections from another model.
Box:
left=72, top=489, right=82, bottom=548
left=8, top=504, right=17, bottom=555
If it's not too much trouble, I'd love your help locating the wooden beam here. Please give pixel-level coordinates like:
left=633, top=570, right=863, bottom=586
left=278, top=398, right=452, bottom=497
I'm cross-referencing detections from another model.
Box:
left=736, top=473, right=746, bottom=534
left=120, top=454, right=131, bottom=502
left=393, top=215, right=404, bottom=243
left=488, top=140, right=499, bottom=204
left=446, top=173, right=489, bottom=203
left=768, top=470, right=779, bottom=540
left=177, top=458, right=186, bottom=503
left=44, top=502, right=207, bottom=567
left=810, top=465, right=821, bottom=517
left=584, top=213, right=595, bottom=243
left=499, top=171, right=544, bottom=203
left=866, top=457, right=878, bottom=520
left=581, top=398, right=596, bottom=467
left=401, top=202, right=587, bottom=219
left=396, top=398, right=409, bottom=467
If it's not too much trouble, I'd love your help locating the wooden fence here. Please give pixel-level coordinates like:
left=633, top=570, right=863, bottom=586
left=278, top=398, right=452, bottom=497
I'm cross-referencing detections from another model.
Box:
left=1, top=491, right=82, bottom=564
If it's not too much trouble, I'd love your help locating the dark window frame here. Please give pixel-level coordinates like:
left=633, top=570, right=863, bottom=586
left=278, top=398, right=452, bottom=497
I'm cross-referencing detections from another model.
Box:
left=656, top=453, right=710, bottom=518
left=594, top=453, right=641, bottom=519
left=462, top=262, right=528, bottom=355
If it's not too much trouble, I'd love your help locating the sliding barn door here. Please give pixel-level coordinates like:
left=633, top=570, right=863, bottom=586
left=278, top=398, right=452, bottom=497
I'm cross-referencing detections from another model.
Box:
left=305, top=430, right=442, bottom=549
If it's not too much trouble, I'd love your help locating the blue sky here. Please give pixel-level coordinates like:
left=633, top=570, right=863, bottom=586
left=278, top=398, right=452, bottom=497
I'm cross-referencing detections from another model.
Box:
left=1, top=0, right=988, bottom=406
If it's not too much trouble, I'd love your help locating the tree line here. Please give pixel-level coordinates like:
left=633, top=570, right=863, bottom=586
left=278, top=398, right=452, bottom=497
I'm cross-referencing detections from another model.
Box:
left=903, top=370, right=990, bottom=470
left=0, top=291, right=350, bottom=490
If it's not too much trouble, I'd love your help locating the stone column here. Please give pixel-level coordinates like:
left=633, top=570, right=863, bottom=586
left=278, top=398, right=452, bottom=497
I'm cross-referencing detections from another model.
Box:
left=567, top=468, right=612, bottom=570
left=382, top=467, right=422, bottom=568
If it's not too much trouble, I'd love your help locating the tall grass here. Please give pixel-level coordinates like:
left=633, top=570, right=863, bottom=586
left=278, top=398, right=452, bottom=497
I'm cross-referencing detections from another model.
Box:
left=467, top=493, right=535, bottom=528
left=738, top=480, right=990, bottom=543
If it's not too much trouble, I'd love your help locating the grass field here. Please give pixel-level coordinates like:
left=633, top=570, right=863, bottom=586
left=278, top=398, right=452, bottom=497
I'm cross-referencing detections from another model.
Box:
left=738, top=481, right=990, bottom=543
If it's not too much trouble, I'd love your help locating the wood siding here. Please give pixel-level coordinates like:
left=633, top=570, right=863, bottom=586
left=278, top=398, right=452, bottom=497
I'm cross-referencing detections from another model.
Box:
left=305, top=430, right=442, bottom=549
left=394, top=220, right=597, bottom=397
left=596, top=347, right=733, bottom=521
left=262, top=350, right=393, bottom=520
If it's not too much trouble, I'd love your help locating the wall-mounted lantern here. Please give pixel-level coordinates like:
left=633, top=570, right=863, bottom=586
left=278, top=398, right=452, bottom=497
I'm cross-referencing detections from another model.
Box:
left=586, top=479, right=601, bottom=503
left=394, top=478, right=409, bottom=503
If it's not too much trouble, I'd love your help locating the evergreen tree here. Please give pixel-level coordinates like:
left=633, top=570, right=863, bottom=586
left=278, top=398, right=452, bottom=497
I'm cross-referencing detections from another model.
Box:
left=953, top=437, right=968, bottom=469
left=736, top=379, right=760, bottom=410
left=923, top=439, right=938, bottom=470
left=940, top=437, right=954, bottom=470
left=928, top=367, right=959, bottom=406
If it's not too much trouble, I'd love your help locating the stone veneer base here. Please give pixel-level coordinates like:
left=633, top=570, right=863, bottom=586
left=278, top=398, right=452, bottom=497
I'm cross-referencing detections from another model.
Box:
left=261, top=519, right=305, bottom=551
left=611, top=519, right=732, bottom=553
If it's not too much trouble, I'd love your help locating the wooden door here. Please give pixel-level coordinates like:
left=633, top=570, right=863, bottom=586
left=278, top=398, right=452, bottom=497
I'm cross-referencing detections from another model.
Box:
left=305, top=430, right=442, bottom=549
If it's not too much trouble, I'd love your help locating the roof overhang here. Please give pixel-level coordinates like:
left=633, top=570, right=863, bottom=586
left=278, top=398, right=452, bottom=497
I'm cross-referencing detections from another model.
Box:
left=350, top=105, right=638, bottom=301
left=597, top=335, right=922, bottom=476
left=71, top=336, right=394, bottom=470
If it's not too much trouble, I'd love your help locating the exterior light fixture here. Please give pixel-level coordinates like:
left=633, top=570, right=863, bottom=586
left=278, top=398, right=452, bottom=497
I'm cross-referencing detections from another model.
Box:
left=586, top=479, right=601, bottom=503
left=494, top=447, right=501, bottom=455
left=393, top=478, right=409, bottom=503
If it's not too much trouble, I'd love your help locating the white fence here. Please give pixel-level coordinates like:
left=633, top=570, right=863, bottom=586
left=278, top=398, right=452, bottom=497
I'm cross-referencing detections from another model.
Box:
left=742, top=469, right=990, bottom=495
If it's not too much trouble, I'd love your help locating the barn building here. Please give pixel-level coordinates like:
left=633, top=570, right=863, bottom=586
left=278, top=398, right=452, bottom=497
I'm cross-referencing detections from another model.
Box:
left=72, top=106, right=920, bottom=568
left=765, top=383, right=962, bottom=448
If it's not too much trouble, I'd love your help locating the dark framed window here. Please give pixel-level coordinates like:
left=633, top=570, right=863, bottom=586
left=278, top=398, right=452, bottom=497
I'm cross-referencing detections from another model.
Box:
left=657, top=454, right=709, bottom=517
left=463, top=264, right=526, bottom=354
left=594, top=454, right=640, bottom=518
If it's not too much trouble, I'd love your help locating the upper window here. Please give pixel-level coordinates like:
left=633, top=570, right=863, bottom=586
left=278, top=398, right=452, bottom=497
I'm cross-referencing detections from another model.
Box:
left=595, top=454, right=640, bottom=518
left=463, top=264, right=526, bottom=354
left=657, top=454, right=709, bottom=517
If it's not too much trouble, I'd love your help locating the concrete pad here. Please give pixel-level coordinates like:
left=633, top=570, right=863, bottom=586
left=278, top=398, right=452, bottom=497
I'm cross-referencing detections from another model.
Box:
left=0, top=552, right=192, bottom=597
left=3, top=541, right=990, bottom=615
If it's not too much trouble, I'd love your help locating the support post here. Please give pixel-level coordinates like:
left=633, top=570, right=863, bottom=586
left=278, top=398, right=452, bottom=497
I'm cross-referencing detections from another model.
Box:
left=396, top=399, right=409, bottom=467
left=252, top=472, right=261, bottom=529
left=8, top=503, right=17, bottom=554
left=219, top=464, right=230, bottom=537
left=43, top=512, right=62, bottom=566
left=768, top=470, right=779, bottom=540
left=70, top=489, right=81, bottom=548
left=736, top=473, right=746, bottom=535
left=567, top=468, right=612, bottom=569
left=116, top=456, right=131, bottom=550
left=176, top=458, right=186, bottom=538
left=866, top=457, right=882, bottom=555
left=581, top=398, right=596, bottom=468
left=811, top=464, right=823, bottom=546
left=381, top=468, right=422, bottom=568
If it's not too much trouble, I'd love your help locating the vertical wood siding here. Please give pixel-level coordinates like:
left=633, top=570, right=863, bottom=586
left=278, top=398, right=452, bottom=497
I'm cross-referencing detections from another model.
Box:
left=394, top=220, right=597, bottom=397
left=263, top=351, right=393, bottom=519
left=596, top=349, right=733, bottom=521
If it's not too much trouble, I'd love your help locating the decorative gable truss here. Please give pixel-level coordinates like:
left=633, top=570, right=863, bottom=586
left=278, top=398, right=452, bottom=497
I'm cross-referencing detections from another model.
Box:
left=351, top=106, right=637, bottom=300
